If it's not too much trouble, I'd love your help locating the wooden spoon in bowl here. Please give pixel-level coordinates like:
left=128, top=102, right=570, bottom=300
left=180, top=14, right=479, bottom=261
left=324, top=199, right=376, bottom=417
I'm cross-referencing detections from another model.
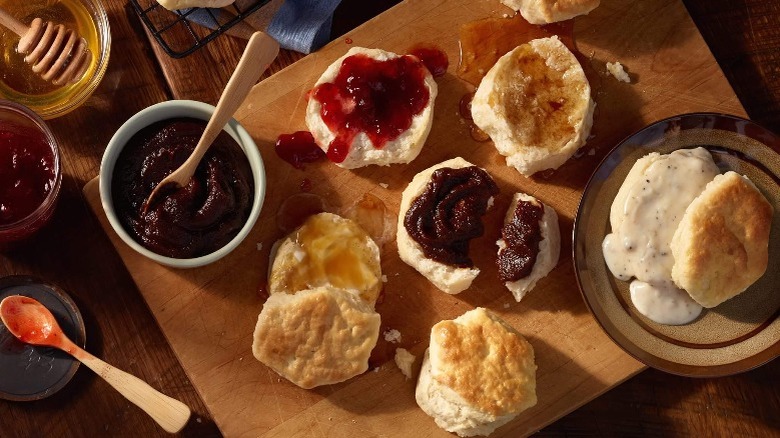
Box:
left=0, top=295, right=191, bottom=433
left=143, top=31, right=279, bottom=212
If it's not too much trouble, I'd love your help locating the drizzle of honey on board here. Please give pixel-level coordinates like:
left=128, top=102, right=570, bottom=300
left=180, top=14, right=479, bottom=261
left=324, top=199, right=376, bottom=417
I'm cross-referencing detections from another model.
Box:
left=456, top=14, right=602, bottom=146
left=457, top=14, right=574, bottom=86
left=343, top=192, right=393, bottom=247
left=0, top=0, right=99, bottom=105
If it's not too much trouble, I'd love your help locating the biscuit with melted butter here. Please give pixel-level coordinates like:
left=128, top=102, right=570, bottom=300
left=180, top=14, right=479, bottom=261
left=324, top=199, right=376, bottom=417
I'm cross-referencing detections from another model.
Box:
left=671, top=172, right=773, bottom=308
left=269, top=212, right=382, bottom=307
left=251, top=286, right=381, bottom=389
left=471, top=36, right=594, bottom=176
left=415, top=308, right=537, bottom=436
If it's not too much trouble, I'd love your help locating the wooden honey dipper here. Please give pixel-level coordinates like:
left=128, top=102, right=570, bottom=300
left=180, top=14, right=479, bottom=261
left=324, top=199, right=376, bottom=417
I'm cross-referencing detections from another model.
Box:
left=0, top=7, right=92, bottom=86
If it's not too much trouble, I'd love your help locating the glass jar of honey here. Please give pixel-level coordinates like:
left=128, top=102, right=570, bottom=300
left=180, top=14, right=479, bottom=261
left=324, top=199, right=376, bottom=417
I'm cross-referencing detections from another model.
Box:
left=0, top=0, right=110, bottom=119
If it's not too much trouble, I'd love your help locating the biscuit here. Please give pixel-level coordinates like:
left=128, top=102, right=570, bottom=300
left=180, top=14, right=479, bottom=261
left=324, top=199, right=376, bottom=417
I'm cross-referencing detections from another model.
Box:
left=671, top=172, right=773, bottom=308
left=497, top=193, right=560, bottom=301
left=268, top=212, right=382, bottom=307
left=156, top=0, right=234, bottom=10
left=305, top=47, right=437, bottom=169
left=252, top=286, right=381, bottom=389
left=415, top=308, right=537, bottom=436
left=501, top=0, right=600, bottom=24
left=397, top=157, right=496, bottom=294
left=471, top=36, right=595, bottom=176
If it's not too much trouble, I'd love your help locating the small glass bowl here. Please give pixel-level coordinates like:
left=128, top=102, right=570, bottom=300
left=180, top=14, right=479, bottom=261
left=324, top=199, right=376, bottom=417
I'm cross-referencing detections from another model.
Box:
left=0, top=101, right=62, bottom=246
left=0, top=0, right=111, bottom=119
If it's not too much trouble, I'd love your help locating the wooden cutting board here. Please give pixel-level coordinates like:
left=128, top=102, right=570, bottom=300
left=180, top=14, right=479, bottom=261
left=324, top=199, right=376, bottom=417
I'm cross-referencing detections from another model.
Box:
left=83, top=0, right=745, bottom=436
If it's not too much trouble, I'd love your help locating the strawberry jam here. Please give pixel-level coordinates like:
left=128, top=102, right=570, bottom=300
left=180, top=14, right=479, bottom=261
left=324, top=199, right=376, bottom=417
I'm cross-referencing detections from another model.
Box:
left=311, top=53, right=431, bottom=164
left=409, top=45, right=449, bottom=78
left=0, top=124, right=56, bottom=227
left=275, top=131, right=325, bottom=169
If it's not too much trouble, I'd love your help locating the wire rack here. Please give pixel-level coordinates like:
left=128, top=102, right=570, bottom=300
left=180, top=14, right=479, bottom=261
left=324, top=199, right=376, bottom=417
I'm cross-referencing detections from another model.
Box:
left=129, top=0, right=272, bottom=58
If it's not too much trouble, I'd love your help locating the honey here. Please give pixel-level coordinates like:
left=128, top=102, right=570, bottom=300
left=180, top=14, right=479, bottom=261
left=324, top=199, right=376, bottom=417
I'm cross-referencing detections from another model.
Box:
left=0, top=0, right=101, bottom=117
left=269, top=213, right=382, bottom=305
left=457, top=14, right=573, bottom=86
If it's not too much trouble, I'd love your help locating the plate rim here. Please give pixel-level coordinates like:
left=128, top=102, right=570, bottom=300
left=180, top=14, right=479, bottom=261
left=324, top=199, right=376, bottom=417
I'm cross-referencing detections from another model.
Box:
left=572, top=112, right=780, bottom=378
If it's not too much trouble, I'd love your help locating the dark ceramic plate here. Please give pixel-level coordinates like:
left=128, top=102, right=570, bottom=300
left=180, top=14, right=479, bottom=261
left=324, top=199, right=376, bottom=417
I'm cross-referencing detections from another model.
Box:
left=0, top=276, right=86, bottom=400
left=574, top=113, right=780, bottom=377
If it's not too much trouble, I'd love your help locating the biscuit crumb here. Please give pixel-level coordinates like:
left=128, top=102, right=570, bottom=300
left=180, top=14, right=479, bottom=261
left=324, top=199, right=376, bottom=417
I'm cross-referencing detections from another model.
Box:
left=196, top=417, right=202, bottom=424
left=384, top=329, right=402, bottom=343
left=379, top=183, right=389, bottom=189
left=381, top=275, right=388, bottom=283
left=503, top=303, right=510, bottom=309
left=256, top=242, right=263, bottom=251
left=606, top=62, right=631, bottom=83
left=394, top=348, right=416, bottom=379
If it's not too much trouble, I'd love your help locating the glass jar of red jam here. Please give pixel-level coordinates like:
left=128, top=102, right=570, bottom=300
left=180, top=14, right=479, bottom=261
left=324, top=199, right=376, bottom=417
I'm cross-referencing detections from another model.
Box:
left=0, top=101, right=61, bottom=246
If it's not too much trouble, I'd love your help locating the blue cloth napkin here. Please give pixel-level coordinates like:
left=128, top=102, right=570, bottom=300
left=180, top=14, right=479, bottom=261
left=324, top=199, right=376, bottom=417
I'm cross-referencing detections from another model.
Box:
left=184, top=0, right=343, bottom=54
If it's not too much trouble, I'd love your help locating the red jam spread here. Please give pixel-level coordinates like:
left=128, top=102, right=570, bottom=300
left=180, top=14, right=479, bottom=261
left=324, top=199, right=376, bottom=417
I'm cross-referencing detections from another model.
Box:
left=0, top=296, right=54, bottom=345
left=497, top=200, right=544, bottom=282
left=404, top=166, right=499, bottom=267
left=310, top=53, right=431, bottom=163
left=0, top=124, right=55, bottom=226
left=275, top=131, right=325, bottom=169
left=112, top=118, right=254, bottom=259
left=409, top=46, right=449, bottom=78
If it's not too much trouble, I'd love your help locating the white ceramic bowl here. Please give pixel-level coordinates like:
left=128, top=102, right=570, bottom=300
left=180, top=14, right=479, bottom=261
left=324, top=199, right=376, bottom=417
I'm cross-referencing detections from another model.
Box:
left=99, top=100, right=265, bottom=268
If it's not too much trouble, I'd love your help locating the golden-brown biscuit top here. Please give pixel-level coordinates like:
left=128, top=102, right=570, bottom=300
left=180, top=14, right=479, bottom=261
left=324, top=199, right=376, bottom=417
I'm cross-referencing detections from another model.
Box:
left=252, top=286, right=381, bottom=389
left=671, top=172, right=773, bottom=307
left=430, top=308, right=537, bottom=416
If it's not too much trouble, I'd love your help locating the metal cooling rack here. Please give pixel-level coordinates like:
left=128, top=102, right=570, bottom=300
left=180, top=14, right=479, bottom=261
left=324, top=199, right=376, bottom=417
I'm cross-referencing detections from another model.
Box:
left=129, top=0, right=272, bottom=58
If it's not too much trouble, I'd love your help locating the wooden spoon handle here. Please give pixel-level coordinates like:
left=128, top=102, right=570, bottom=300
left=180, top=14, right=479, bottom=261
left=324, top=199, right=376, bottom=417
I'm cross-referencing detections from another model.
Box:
left=74, top=348, right=191, bottom=433
left=179, top=31, right=280, bottom=176
left=0, top=7, right=29, bottom=37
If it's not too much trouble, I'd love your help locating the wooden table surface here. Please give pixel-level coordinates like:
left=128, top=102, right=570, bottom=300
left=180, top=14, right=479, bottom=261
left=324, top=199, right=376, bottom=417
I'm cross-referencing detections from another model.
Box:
left=1, top=0, right=778, bottom=436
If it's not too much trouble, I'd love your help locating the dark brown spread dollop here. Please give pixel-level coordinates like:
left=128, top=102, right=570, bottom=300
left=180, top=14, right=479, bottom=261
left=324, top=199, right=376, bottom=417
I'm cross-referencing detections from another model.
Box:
left=497, top=199, right=544, bottom=282
left=112, top=118, right=254, bottom=258
left=404, top=166, right=499, bottom=267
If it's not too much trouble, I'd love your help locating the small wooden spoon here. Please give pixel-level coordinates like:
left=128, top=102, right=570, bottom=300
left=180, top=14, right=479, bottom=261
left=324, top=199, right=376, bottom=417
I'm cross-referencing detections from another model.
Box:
left=0, top=295, right=191, bottom=434
left=0, top=7, right=92, bottom=86
left=144, top=32, right=280, bottom=212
